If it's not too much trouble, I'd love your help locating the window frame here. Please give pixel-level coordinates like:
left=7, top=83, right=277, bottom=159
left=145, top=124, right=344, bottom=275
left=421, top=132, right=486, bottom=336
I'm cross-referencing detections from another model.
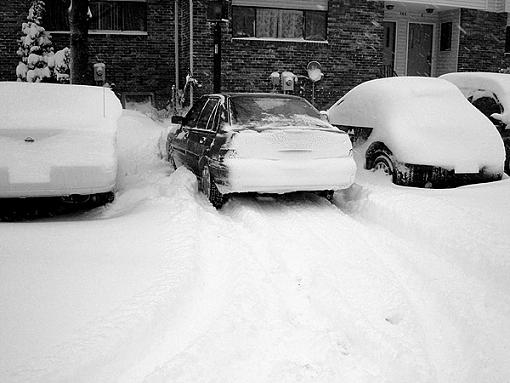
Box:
left=232, top=5, right=328, bottom=43
left=43, top=0, right=148, bottom=36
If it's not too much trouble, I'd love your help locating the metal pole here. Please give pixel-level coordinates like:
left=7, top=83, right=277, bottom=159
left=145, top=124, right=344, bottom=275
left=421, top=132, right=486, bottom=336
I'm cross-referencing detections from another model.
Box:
left=174, top=0, right=179, bottom=90
left=189, top=0, right=194, bottom=105
left=213, top=22, right=221, bottom=93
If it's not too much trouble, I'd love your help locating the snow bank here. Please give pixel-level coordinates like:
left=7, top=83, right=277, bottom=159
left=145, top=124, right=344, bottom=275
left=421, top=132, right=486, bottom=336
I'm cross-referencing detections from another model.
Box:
left=1, top=82, right=122, bottom=131
left=2, top=110, right=510, bottom=383
left=327, top=77, right=504, bottom=170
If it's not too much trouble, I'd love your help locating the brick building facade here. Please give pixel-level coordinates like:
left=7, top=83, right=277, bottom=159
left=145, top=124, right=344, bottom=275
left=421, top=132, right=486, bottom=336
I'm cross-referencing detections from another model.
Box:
left=1, top=1, right=509, bottom=110
left=458, top=8, right=508, bottom=72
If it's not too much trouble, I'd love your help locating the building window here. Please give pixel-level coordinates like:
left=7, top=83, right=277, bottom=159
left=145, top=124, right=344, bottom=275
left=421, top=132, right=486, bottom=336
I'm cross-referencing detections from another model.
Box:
left=506, top=26, right=510, bottom=54
left=232, top=6, right=327, bottom=41
left=440, top=22, right=452, bottom=51
left=43, top=0, right=147, bottom=32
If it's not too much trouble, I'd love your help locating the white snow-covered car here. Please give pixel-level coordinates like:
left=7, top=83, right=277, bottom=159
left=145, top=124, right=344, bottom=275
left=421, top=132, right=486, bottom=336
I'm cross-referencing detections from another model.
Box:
left=0, top=82, right=122, bottom=203
left=327, top=77, right=505, bottom=187
left=440, top=72, right=510, bottom=173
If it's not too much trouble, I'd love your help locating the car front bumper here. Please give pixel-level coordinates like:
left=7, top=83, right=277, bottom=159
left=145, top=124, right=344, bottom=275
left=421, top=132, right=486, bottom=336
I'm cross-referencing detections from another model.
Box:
left=211, top=157, right=357, bottom=195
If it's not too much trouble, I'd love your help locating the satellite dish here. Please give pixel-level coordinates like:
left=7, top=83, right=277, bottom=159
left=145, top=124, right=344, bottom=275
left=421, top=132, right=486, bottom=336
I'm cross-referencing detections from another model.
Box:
left=307, top=61, right=323, bottom=83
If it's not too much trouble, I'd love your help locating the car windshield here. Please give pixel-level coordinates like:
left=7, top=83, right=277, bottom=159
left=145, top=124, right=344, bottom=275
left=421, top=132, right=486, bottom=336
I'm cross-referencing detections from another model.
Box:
left=230, top=95, right=330, bottom=130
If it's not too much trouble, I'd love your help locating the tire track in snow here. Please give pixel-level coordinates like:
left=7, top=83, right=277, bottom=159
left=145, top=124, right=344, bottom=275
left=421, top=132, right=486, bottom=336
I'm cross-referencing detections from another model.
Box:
left=333, top=181, right=510, bottom=383
left=341, top=179, right=510, bottom=295
left=143, top=192, right=436, bottom=382
left=226, top=195, right=435, bottom=382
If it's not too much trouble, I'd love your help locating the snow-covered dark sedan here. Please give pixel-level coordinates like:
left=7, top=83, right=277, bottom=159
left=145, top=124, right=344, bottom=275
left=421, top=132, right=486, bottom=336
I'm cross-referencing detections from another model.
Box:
left=168, top=93, right=356, bottom=208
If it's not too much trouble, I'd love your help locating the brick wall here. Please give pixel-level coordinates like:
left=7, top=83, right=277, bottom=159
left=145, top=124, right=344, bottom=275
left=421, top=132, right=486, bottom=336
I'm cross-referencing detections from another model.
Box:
left=458, top=8, right=507, bottom=72
left=0, top=0, right=26, bottom=83
left=1, top=0, right=174, bottom=108
left=183, top=0, right=385, bottom=110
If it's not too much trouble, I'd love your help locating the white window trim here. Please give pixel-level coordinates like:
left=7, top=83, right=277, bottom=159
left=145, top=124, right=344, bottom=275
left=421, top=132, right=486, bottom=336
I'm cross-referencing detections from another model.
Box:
left=232, top=36, right=328, bottom=44
left=48, top=30, right=148, bottom=36
left=232, top=0, right=327, bottom=11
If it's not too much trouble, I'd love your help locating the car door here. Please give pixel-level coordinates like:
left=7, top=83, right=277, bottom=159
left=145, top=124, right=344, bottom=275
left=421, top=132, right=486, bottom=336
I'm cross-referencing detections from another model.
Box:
left=171, top=97, right=207, bottom=168
left=187, top=97, right=220, bottom=174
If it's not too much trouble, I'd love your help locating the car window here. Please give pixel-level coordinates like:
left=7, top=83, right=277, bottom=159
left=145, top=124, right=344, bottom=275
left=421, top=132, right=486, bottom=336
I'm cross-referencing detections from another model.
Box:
left=230, top=96, right=321, bottom=125
left=209, top=103, right=225, bottom=131
left=197, top=99, right=219, bottom=130
left=470, top=94, right=504, bottom=130
left=183, top=97, right=207, bottom=128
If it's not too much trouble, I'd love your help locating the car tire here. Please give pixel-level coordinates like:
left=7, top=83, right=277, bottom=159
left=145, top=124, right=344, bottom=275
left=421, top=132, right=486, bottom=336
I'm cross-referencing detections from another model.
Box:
left=201, top=164, right=227, bottom=209
left=504, top=139, right=510, bottom=175
left=317, top=190, right=334, bottom=202
left=373, top=153, right=394, bottom=177
left=168, top=151, right=177, bottom=171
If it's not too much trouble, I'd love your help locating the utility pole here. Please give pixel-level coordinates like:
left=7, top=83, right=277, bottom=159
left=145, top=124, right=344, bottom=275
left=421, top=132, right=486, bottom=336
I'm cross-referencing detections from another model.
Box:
left=69, top=0, right=89, bottom=84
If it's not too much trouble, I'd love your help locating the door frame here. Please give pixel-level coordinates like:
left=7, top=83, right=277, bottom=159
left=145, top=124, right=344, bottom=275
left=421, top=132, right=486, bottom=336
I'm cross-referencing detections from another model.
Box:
left=405, top=21, right=436, bottom=76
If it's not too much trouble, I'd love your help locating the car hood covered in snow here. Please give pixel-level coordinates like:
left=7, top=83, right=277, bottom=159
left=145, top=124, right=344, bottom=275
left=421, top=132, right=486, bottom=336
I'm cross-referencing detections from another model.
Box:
left=327, top=77, right=505, bottom=171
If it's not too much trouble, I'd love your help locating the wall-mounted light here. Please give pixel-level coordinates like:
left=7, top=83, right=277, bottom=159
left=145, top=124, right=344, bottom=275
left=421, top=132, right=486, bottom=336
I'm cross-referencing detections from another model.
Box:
left=386, top=4, right=394, bottom=10
left=425, top=8, right=434, bottom=13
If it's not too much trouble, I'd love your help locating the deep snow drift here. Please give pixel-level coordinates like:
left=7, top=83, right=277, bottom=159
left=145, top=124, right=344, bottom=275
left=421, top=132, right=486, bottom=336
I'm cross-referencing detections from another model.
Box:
left=1, top=110, right=510, bottom=383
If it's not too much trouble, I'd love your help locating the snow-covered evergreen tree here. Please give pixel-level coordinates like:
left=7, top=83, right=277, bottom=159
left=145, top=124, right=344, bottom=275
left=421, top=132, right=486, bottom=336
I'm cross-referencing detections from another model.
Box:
left=16, top=0, right=70, bottom=83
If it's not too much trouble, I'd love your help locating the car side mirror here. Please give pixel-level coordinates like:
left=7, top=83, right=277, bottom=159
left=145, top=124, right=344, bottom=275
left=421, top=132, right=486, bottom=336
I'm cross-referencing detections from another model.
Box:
left=218, top=123, right=233, bottom=134
left=320, top=111, right=329, bottom=122
left=171, top=115, right=183, bottom=124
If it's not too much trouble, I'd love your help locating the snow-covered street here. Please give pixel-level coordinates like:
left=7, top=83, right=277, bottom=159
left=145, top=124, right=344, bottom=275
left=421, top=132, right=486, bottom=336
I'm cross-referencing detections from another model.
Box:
left=1, top=111, right=510, bottom=383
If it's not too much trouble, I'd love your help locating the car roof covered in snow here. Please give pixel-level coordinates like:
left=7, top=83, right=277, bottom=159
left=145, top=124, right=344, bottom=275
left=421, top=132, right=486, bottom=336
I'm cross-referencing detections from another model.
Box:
left=327, top=76, right=476, bottom=129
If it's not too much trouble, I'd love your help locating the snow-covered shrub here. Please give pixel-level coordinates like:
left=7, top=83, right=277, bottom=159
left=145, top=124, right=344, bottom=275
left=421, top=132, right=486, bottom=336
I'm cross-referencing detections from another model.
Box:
left=16, top=1, right=70, bottom=83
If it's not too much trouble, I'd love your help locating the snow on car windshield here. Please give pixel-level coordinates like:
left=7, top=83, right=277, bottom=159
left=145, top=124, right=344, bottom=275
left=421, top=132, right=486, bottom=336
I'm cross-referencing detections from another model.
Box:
left=230, top=95, right=332, bottom=130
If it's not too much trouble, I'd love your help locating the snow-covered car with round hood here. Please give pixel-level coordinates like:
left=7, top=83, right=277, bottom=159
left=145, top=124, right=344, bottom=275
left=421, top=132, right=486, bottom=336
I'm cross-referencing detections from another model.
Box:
left=440, top=72, right=510, bottom=174
left=168, top=93, right=356, bottom=208
left=0, top=82, right=122, bottom=203
left=327, top=77, right=505, bottom=188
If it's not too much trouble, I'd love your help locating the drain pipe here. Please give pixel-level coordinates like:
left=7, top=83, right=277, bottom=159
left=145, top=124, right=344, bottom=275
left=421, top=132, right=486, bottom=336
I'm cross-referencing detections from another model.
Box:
left=189, top=0, right=193, bottom=105
left=174, top=0, right=179, bottom=90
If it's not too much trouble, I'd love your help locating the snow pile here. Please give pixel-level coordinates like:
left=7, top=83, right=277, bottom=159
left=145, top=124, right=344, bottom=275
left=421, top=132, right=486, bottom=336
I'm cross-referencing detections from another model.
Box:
left=327, top=77, right=504, bottom=170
